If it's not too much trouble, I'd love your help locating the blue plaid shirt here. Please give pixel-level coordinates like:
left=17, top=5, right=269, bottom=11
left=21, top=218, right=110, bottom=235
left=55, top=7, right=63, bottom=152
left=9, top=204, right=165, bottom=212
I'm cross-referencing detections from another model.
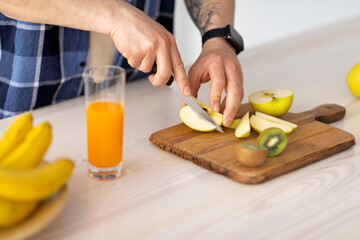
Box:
left=0, top=0, right=174, bottom=119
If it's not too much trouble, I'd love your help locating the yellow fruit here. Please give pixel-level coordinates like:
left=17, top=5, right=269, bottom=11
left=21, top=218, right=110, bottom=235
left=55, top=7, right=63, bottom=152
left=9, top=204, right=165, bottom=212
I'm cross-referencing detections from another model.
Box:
left=179, top=104, right=225, bottom=132
left=0, top=158, right=74, bottom=202
left=227, top=119, right=241, bottom=129
left=179, top=106, right=217, bottom=132
left=0, top=199, right=39, bottom=228
left=1, top=122, right=52, bottom=170
left=0, top=115, right=55, bottom=228
left=248, top=89, right=293, bottom=117
left=209, top=111, right=223, bottom=126
left=193, top=97, right=212, bottom=113
left=249, top=115, right=293, bottom=134
left=0, top=113, right=33, bottom=162
left=255, top=111, right=298, bottom=129
left=346, top=62, right=360, bottom=97
left=235, top=112, right=251, bottom=138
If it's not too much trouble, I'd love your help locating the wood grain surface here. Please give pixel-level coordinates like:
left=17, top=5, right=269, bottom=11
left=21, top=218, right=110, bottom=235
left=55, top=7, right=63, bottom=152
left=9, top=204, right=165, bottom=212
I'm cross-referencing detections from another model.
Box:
left=150, top=104, right=355, bottom=183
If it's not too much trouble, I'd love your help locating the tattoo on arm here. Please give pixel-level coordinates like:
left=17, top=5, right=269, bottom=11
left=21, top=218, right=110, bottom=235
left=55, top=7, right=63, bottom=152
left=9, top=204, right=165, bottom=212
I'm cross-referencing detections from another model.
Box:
left=185, top=0, right=220, bottom=35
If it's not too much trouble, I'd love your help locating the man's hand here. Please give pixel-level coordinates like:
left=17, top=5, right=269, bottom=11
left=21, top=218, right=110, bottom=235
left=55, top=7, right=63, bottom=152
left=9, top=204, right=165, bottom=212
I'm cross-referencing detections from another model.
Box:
left=188, top=38, right=244, bottom=127
left=0, top=0, right=191, bottom=96
left=184, top=0, right=242, bottom=127
left=109, top=2, right=191, bottom=96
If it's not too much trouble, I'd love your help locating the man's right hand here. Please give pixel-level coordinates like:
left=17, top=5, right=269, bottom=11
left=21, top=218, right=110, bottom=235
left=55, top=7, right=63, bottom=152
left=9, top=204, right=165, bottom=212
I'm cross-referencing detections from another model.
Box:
left=0, top=0, right=191, bottom=95
left=109, top=2, right=191, bottom=96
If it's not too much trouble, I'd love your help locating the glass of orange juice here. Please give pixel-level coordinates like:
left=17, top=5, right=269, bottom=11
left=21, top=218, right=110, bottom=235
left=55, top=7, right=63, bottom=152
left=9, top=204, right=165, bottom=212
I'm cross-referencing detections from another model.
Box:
left=83, top=65, right=125, bottom=180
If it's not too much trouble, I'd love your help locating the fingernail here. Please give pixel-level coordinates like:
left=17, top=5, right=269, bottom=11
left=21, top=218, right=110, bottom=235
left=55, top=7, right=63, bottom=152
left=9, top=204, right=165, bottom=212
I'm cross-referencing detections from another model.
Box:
left=184, top=86, right=191, bottom=96
left=213, top=103, right=220, bottom=112
left=223, top=118, right=231, bottom=127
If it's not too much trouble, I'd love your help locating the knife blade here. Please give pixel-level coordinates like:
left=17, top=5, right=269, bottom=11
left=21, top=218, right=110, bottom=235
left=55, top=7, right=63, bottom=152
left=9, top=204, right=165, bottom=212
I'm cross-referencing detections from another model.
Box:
left=152, top=66, right=224, bottom=133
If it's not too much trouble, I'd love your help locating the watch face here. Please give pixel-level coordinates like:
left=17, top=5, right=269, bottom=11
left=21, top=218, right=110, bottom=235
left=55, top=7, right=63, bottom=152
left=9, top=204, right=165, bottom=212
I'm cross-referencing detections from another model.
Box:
left=225, top=25, right=244, bottom=54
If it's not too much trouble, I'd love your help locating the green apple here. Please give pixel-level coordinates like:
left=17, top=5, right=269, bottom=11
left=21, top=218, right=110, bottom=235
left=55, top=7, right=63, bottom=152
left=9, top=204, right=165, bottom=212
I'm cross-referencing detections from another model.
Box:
left=179, top=106, right=223, bottom=132
left=191, top=98, right=223, bottom=126
left=209, top=111, right=223, bottom=126
left=255, top=111, right=297, bottom=129
left=193, top=97, right=212, bottom=113
left=249, top=115, right=293, bottom=134
left=248, top=89, right=294, bottom=117
left=227, top=119, right=241, bottom=129
left=235, top=112, right=250, bottom=138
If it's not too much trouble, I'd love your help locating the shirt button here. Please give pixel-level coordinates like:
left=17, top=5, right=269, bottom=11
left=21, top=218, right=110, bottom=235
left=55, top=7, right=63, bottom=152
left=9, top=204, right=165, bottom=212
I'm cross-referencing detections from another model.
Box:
left=80, top=62, right=86, bottom=67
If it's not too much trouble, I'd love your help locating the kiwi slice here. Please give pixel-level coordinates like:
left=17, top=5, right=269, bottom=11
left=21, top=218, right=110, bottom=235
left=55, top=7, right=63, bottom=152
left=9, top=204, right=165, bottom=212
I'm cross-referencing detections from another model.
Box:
left=235, top=144, right=268, bottom=167
left=257, top=128, right=288, bottom=157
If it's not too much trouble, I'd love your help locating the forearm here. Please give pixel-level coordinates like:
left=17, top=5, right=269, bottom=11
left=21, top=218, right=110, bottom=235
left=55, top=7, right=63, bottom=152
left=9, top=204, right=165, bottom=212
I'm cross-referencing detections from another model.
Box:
left=0, top=0, right=126, bottom=35
left=0, top=0, right=192, bottom=94
left=185, top=0, right=235, bottom=35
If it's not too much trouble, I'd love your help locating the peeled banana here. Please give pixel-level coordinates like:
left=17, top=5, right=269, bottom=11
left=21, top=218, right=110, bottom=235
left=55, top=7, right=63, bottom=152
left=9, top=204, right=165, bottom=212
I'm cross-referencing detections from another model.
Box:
left=0, top=199, right=39, bottom=228
left=0, top=113, right=32, bottom=162
left=0, top=122, right=52, bottom=170
left=0, top=158, right=74, bottom=202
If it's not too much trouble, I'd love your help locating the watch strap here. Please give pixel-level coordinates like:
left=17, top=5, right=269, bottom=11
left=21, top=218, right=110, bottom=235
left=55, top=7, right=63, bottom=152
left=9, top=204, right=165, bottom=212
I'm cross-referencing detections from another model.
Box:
left=201, top=27, right=226, bottom=46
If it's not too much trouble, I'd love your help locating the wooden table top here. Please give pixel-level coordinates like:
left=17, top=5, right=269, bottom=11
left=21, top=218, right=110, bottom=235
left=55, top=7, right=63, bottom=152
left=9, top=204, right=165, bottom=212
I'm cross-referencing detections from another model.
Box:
left=1, top=17, right=360, bottom=240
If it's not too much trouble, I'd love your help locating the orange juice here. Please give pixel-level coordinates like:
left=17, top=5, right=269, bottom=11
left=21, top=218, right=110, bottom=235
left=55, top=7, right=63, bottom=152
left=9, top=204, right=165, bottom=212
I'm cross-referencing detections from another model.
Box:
left=86, top=101, right=124, bottom=168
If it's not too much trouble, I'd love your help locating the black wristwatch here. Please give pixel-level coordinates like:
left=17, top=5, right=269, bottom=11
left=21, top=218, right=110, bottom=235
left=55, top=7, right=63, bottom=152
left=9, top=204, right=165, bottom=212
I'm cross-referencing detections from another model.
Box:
left=202, top=25, right=244, bottom=55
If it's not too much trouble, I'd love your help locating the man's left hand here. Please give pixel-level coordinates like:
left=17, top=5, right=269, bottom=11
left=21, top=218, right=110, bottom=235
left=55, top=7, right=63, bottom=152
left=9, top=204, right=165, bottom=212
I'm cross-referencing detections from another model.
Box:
left=188, top=37, right=244, bottom=127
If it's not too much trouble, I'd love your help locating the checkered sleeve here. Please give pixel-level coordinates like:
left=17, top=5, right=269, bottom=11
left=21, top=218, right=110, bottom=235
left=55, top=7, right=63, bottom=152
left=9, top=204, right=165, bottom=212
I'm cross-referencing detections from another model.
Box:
left=0, top=15, right=89, bottom=119
left=0, top=0, right=174, bottom=119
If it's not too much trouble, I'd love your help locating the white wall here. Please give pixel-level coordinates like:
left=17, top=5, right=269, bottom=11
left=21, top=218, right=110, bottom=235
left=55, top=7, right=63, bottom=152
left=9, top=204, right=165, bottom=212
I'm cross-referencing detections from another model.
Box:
left=174, top=0, right=360, bottom=66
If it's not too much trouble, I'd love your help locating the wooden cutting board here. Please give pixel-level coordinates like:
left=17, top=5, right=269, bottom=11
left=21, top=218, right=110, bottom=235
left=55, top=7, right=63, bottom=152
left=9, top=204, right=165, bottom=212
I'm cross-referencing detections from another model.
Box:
left=149, top=104, right=356, bottom=184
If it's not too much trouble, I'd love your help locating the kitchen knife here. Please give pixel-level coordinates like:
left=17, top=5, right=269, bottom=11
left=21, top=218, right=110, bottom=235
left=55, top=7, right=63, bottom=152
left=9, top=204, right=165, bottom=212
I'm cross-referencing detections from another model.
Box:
left=152, top=66, right=224, bottom=133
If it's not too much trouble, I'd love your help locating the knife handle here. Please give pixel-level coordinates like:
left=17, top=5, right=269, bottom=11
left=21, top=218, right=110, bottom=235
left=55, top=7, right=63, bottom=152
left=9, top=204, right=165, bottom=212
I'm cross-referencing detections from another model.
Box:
left=151, top=63, right=174, bottom=86
left=166, top=76, right=174, bottom=86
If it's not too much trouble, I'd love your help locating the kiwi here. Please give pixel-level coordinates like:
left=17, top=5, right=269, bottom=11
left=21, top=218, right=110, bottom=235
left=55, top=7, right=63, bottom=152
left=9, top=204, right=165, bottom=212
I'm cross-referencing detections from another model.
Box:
left=235, top=144, right=268, bottom=167
left=257, top=128, right=287, bottom=157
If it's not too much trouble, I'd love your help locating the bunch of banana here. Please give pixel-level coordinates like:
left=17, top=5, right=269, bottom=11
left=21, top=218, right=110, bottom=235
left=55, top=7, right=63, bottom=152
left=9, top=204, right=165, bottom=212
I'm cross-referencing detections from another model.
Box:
left=0, top=113, right=74, bottom=228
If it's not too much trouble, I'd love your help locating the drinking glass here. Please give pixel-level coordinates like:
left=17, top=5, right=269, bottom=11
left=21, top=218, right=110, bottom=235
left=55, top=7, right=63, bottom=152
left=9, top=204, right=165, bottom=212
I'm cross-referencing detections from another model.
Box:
left=83, top=65, right=125, bottom=180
